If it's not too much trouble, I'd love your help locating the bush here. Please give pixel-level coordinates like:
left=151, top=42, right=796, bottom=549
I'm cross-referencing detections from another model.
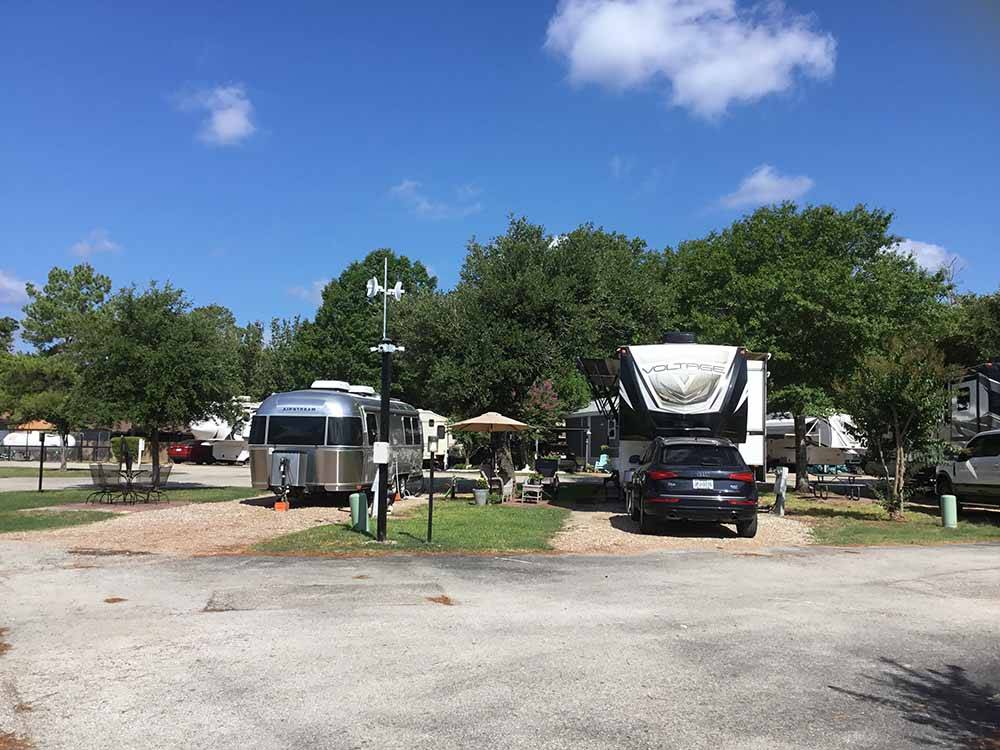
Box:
left=110, top=436, right=143, bottom=463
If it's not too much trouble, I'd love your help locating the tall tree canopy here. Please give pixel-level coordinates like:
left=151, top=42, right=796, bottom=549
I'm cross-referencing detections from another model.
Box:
left=670, top=203, right=949, bottom=489
left=0, top=354, right=79, bottom=468
left=73, top=283, right=242, bottom=475
left=937, top=290, right=1000, bottom=367
left=21, top=263, right=112, bottom=354
left=279, top=249, right=437, bottom=392
left=400, top=217, right=675, bottom=421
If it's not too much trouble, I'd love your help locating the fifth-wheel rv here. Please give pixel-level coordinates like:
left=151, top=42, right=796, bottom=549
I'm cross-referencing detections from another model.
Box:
left=248, top=380, right=423, bottom=501
left=577, top=333, right=769, bottom=482
left=942, top=360, right=1000, bottom=446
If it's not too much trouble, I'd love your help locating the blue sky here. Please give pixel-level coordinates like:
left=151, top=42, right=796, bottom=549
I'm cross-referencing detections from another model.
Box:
left=2, top=1, right=998, bottom=331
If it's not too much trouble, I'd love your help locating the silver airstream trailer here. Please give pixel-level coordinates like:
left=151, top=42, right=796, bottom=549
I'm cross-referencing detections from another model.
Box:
left=248, top=380, right=423, bottom=501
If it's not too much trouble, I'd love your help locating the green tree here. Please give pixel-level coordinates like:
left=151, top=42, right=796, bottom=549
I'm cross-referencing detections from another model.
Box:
left=72, top=283, right=242, bottom=477
left=0, top=316, right=18, bottom=353
left=837, top=340, right=953, bottom=517
left=21, top=264, right=112, bottom=354
left=670, top=203, right=949, bottom=490
left=0, top=354, right=79, bottom=469
left=279, top=250, right=437, bottom=393
left=937, top=290, right=1000, bottom=366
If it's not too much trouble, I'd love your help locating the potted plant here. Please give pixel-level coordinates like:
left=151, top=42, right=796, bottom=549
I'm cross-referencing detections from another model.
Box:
left=473, top=477, right=489, bottom=505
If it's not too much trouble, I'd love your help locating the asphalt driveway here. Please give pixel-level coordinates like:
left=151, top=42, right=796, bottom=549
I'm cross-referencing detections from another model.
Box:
left=1, top=542, right=997, bottom=749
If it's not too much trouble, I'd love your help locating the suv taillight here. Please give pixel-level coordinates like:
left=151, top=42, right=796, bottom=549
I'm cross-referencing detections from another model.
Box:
left=647, top=470, right=679, bottom=480
left=728, top=472, right=755, bottom=482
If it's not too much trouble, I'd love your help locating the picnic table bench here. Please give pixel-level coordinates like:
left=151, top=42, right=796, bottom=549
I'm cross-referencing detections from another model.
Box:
left=811, top=474, right=866, bottom=501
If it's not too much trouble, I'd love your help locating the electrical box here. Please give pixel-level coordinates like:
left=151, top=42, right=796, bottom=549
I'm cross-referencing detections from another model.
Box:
left=270, top=451, right=306, bottom=488
left=373, top=441, right=390, bottom=465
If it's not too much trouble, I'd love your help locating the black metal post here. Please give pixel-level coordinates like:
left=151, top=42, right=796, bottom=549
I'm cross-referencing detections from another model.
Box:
left=427, top=444, right=435, bottom=544
left=37, top=432, right=45, bottom=492
left=377, top=341, right=392, bottom=542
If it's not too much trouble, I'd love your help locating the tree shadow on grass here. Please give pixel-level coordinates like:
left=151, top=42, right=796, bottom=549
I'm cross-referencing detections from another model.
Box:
left=829, top=657, right=999, bottom=748
left=787, top=505, right=881, bottom=522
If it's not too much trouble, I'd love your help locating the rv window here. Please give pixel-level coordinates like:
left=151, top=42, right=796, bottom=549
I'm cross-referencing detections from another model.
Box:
left=413, top=419, right=423, bottom=446
left=248, top=416, right=267, bottom=444
left=659, top=444, right=746, bottom=468
left=981, top=436, right=1000, bottom=457
left=403, top=417, right=414, bottom=445
left=327, top=417, right=363, bottom=447
left=389, top=414, right=404, bottom=446
left=266, top=416, right=326, bottom=446
left=956, top=387, right=971, bottom=412
left=365, top=413, right=379, bottom=444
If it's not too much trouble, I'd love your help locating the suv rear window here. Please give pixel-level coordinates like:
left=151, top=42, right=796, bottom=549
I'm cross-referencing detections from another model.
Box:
left=659, top=444, right=746, bottom=467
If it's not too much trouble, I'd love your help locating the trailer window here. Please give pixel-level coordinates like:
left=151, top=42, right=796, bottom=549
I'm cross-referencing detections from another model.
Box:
left=365, top=413, right=379, bottom=444
left=248, top=416, right=266, bottom=445
left=327, top=417, right=363, bottom=447
left=403, top=417, right=414, bottom=445
left=956, top=387, right=970, bottom=412
left=267, top=416, right=326, bottom=446
left=389, top=414, right=404, bottom=446
left=659, top=444, right=746, bottom=468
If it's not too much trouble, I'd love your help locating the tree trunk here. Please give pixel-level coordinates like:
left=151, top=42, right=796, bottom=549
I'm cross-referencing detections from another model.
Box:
left=496, top=433, right=516, bottom=497
left=893, top=427, right=906, bottom=519
left=150, top=428, right=160, bottom=485
left=793, top=413, right=810, bottom=493
left=59, top=431, right=68, bottom=471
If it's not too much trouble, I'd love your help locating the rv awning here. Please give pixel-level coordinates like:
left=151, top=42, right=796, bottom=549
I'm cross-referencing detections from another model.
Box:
left=576, top=357, right=620, bottom=420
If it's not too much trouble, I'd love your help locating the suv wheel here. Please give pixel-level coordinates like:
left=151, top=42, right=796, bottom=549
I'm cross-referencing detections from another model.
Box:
left=627, top=488, right=640, bottom=522
left=736, top=515, right=758, bottom=539
left=638, top=501, right=654, bottom=534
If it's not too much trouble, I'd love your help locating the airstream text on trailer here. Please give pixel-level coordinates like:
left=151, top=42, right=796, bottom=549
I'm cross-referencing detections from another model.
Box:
left=248, top=380, right=423, bottom=501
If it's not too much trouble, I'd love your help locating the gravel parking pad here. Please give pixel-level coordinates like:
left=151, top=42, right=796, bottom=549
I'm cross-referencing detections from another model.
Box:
left=551, top=506, right=812, bottom=553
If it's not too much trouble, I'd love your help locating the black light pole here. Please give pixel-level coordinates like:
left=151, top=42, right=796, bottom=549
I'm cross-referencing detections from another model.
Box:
left=377, top=340, right=392, bottom=541
left=37, top=432, right=45, bottom=492
left=427, top=421, right=436, bottom=544
left=367, top=257, right=405, bottom=543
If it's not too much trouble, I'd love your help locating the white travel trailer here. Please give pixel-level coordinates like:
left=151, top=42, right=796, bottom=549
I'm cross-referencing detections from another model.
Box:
left=577, top=333, right=769, bottom=481
left=765, top=413, right=865, bottom=468
left=418, top=409, right=452, bottom=468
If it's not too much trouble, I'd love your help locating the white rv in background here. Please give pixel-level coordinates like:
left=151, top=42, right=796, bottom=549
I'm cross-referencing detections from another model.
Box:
left=188, top=398, right=261, bottom=464
left=418, top=409, right=452, bottom=468
left=765, top=414, right=865, bottom=469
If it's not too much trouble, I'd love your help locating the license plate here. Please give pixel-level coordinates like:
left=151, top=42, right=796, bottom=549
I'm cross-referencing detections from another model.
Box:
left=693, top=479, right=714, bottom=490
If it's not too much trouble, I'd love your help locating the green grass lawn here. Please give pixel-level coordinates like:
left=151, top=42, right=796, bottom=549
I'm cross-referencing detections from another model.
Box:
left=761, top=491, right=1000, bottom=546
left=255, top=499, right=570, bottom=556
left=0, top=466, right=90, bottom=479
left=0, top=486, right=265, bottom=534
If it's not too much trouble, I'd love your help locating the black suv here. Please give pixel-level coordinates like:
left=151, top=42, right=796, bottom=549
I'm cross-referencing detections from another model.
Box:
left=626, top=437, right=758, bottom=537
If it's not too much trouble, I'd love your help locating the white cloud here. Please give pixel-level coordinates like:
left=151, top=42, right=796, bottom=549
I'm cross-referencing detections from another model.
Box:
left=389, top=180, right=482, bottom=220
left=288, top=279, right=329, bottom=304
left=545, top=0, right=836, bottom=118
left=0, top=270, right=28, bottom=306
left=178, top=84, right=256, bottom=146
left=70, top=228, right=122, bottom=258
left=891, top=239, right=963, bottom=272
left=720, top=164, right=813, bottom=208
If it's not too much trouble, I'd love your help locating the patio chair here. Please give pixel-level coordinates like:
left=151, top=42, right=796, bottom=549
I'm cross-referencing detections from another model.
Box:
left=594, top=453, right=610, bottom=472
left=136, top=464, right=172, bottom=503
left=86, top=463, right=116, bottom=504
left=535, top=458, right=560, bottom=501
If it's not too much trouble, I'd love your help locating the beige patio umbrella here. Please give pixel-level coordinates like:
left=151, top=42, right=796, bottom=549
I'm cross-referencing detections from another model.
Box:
left=450, top=412, right=530, bottom=474
left=449, top=411, right=530, bottom=434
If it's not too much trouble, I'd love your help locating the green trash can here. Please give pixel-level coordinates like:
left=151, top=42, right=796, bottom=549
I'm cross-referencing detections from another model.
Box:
left=939, top=494, right=957, bottom=529
left=350, top=492, right=370, bottom=533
